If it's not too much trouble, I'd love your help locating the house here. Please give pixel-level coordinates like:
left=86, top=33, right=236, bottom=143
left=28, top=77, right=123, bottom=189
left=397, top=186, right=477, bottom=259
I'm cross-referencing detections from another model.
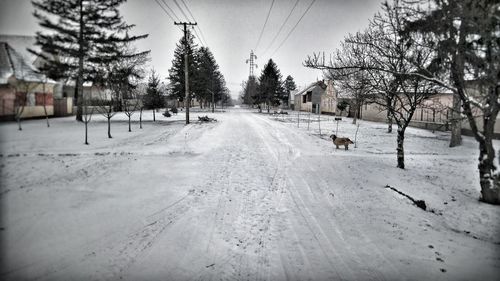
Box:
left=360, top=87, right=500, bottom=136
left=361, top=92, right=453, bottom=131
left=0, top=35, right=56, bottom=121
left=294, top=80, right=337, bottom=114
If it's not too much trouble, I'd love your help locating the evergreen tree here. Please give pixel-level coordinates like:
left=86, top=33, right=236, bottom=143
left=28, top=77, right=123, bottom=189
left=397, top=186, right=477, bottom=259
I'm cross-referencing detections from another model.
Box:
left=241, top=76, right=259, bottom=106
left=194, top=47, right=220, bottom=108
left=168, top=30, right=198, bottom=105
left=257, top=59, right=284, bottom=113
left=30, top=0, right=148, bottom=121
left=143, top=70, right=165, bottom=122
left=283, top=75, right=297, bottom=106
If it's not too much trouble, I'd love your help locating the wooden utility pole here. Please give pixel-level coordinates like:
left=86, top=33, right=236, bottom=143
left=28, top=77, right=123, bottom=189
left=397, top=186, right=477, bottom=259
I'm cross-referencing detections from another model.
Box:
left=174, top=21, right=197, bottom=124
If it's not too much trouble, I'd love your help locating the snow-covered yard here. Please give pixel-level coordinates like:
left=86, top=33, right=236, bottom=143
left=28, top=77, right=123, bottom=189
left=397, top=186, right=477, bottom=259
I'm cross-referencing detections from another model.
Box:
left=0, top=108, right=499, bottom=281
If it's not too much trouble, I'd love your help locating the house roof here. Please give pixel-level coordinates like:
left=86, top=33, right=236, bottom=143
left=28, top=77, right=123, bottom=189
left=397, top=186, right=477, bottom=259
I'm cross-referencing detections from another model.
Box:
left=0, top=42, right=46, bottom=84
left=0, top=35, right=38, bottom=65
left=295, top=80, right=327, bottom=96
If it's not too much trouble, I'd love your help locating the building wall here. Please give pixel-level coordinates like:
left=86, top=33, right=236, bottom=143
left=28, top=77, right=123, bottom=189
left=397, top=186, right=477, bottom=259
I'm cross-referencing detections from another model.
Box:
left=1, top=81, right=55, bottom=119
left=361, top=93, right=500, bottom=136
left=20, top=105, right=54, bottom=118
left=294, top=93, right=301, bottom=111
left=54, top=97, right=73, bottom=116
left=321, top=80, right=337, bottom=114
left=0, top=86, right=15, bottom=115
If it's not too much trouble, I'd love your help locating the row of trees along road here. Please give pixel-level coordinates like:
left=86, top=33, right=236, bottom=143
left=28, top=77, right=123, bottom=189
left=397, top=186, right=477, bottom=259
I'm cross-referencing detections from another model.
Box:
left=304, top=0, right=500, bottom=205
left=29, top=0, right=150, bottom=125
left=240, top=59, right=297, bottom=113
left=168, top=31, right=230, bottom=110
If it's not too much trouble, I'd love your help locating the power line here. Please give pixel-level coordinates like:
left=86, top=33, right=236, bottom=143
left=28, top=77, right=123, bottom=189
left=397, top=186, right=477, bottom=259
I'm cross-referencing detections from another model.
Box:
left=155, top=0, right=183, bottom=31
left=180, top=0, right=209, bottom=47
left=155, top=0, right=176, bottom=23
left=172, top=0, right=206, bottom=47
left=173, top=0, right=191, bottom=22
left=261, top=0, right=300, bottom=57
left=160, top=0, right=181, bottom=22
left=270, top=0, right=316, bottom=57
left=254, top=0, right=275, bottom=52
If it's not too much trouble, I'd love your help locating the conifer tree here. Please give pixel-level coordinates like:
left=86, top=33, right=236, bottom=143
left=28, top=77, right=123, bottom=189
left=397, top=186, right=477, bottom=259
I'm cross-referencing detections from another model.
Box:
left=143, top=70, right=165, bottom=122
left=30, top=0, right=148, bottom=121
left=194, top=47, right=220, bottom=108
left=241, top=76, right=259, bottom=106
left=257, top=59, right=284, bottom=113
left=168, top=30, right=198, bottom=105
left=283, top=75, right=297, bottom=106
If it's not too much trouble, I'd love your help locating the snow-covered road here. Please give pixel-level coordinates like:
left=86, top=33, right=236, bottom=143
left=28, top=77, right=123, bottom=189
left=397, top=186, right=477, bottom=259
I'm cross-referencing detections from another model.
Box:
left=1, top=109, right=499, bottom=280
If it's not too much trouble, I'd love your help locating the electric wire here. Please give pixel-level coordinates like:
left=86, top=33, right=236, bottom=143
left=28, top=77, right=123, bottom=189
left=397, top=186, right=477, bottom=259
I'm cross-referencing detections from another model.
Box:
left=270, top=0, right=316, bottom=57
left=261, top=0, right=300, bottom=58
left=155, top=0, right=182, bottom=31
left=254, top=0, right=275, bottom=52
left=180, top=0, right=209, bottom=47
left=172, top=0, right=205, bottom=47
left=160, top=0, right=181, bottom=22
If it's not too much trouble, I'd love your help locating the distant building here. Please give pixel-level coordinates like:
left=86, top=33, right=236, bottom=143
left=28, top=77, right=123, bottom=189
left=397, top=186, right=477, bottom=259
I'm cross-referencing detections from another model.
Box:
left=0, top=35, right=56, bottom=120
left=294, top=80, right=337, bottom=114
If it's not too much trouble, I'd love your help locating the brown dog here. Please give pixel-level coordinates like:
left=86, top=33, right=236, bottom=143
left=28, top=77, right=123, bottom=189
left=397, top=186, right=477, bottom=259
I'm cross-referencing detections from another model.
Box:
left=330, top=134, right=354, bottom=150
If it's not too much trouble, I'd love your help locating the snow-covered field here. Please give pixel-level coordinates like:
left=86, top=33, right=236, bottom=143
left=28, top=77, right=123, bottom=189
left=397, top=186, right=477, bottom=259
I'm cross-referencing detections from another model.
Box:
left=1, top=108, right=499, bottom=281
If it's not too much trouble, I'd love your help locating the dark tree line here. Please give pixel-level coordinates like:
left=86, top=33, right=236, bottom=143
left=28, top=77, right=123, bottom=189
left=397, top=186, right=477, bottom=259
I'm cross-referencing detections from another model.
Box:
left=240, top=58, right=296, bottom=112
left=305, top=0, right=500, bottom=204
left=168, top=31, right=230, bottom=109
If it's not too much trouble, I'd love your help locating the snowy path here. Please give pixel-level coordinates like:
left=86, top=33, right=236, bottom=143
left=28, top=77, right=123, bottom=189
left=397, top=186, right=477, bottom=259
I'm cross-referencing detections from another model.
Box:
left=1, top=109, right=499, bottom=280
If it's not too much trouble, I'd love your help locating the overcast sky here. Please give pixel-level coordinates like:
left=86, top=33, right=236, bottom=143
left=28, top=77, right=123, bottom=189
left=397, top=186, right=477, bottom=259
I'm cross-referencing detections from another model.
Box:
left=0, top=0, right=384, bottom=98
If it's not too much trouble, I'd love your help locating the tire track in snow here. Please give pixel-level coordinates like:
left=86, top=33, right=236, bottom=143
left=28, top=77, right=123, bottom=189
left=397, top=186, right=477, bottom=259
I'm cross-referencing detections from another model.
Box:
left=268, top=114, right=404, bottom=280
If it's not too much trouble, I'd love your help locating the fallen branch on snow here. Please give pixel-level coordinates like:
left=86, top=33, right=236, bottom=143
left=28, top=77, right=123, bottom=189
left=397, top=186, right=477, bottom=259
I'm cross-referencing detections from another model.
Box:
left=384, top=184, right=427, bottom=211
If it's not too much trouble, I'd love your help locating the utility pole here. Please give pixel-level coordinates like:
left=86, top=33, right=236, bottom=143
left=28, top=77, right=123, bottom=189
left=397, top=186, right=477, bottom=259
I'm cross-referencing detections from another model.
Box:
left=175, top=21, right=197, bottom=124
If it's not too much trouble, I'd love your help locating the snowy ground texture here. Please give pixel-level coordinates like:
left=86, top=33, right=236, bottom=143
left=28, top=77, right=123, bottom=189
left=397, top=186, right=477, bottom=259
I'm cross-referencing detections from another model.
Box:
left=0, top=108, right=499, bottom=281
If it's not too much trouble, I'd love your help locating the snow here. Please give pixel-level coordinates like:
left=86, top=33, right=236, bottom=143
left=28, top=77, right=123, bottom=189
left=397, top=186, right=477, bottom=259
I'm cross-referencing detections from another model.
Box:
left=1, top=108, right=499, bottom=281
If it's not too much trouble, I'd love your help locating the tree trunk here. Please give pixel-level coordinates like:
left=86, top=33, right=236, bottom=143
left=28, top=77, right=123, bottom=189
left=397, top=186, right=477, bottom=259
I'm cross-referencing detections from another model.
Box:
left=43, top=87, right=50, bottom=127
left=140, top=108, right=143, bottom=129
left=387, top=112, right=392, bottom=133
left=107, top=117, right=112, bottom=138
left=449, top=93, right=462, bottom=147
left=85, top=121, right=89, bottom=145
left=17, top=116, right=22, bottom=131
left=478, top=140, right=500, bottom=204
left=352, top=102, right=358, bottom=125
left=76, top=0, right=84, bottom=122
left=153, top=108, right=155, bottom=122
left=128, top=116, right=131, bottom=132
left=397, top=126, right=405, bottom=169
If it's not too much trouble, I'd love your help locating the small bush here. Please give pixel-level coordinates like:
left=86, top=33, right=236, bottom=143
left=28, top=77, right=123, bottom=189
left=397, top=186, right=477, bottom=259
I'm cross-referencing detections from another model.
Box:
left=171, top=107, right=178, bottom=114
left=163, top=110, right=171, bottom=117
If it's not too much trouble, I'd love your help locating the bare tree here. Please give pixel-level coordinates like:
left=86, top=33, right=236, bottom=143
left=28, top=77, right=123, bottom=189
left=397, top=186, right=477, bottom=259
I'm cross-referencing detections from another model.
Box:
left=41, top=75, right=50, bottom=127
left=12, top=85, right=26, bottom=131
left=83, top=87, right=94, bottom=145
left=305, top=1, right=435, bottom=169
left=95, top=88, right=116, bottom=139
left=324, top=35, right=373, bottom=125
left=123, top=89, right=141, bottom=132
